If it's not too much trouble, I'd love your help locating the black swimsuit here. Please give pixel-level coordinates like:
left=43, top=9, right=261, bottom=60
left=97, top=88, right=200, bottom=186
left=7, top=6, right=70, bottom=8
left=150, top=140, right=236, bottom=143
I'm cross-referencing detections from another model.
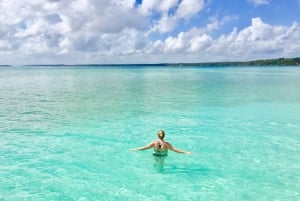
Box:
left=153, top=142, right=168, bottom=157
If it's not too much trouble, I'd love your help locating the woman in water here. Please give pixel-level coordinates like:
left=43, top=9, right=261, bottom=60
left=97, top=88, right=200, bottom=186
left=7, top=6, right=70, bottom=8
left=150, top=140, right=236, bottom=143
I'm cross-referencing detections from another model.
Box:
left=131, top=130, right=191, bottom=156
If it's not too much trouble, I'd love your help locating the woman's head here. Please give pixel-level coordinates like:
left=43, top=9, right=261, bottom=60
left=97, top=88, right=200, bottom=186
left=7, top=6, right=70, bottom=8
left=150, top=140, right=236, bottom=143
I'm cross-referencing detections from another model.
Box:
left=157, top=130, right=165, bottom=140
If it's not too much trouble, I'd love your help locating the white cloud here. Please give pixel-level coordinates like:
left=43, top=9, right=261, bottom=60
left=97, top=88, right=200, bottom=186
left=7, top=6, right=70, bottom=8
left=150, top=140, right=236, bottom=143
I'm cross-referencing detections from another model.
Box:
left=0, top=0, right=145, bottom=62
left=212, top=18, right=300, bottom=61
left=205, top=15, right=239, bottom=33
left=147, top=17, right=300, bottom=62
left=176, top=0, right=205, bottom=19
left=139, top=0, right=180, bottom=33
left=139, top=0, right=179, bottom=15
left=151, top=14, right=177, bottom=33
left=188, top=34, right=212, bottom=52
left=0, top=0, right=299, bottom=65
left=248, top=0, right=271, bottom=6
left=161, top=28, right=212, bottom=53
left=142, top=0, right=205, bottom=33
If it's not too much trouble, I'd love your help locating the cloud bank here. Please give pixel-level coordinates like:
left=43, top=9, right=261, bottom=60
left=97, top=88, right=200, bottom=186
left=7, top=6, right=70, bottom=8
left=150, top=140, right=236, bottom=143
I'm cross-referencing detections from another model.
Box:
left=0, top=0, right=299, bottom=64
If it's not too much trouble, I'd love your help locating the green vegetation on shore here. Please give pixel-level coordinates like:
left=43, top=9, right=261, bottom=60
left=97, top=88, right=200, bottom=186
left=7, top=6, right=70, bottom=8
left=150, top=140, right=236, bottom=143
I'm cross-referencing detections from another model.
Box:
left=174, top=57, right=300, bottom=67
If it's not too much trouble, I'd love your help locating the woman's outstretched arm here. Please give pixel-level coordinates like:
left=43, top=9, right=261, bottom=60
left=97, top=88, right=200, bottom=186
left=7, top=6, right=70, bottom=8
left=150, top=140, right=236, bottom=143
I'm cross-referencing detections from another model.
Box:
left=130, top=142, right=154, bottom=151
left=166, top=142, right=191, bottom=154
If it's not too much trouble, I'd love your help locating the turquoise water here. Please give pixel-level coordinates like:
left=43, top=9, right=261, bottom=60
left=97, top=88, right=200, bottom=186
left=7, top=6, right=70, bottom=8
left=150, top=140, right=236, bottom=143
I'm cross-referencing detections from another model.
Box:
left=0, top=66, right=300, bottom=200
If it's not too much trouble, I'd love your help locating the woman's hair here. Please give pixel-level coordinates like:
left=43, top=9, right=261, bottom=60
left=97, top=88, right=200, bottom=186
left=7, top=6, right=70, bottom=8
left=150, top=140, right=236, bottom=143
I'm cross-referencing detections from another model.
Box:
left=157, top=130, right=165, bottom=139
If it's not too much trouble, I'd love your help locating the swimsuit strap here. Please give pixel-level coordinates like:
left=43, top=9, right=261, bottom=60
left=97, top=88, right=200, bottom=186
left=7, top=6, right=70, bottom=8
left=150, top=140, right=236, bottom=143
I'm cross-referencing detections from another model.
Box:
left=157, top=140, right=166, bottom=150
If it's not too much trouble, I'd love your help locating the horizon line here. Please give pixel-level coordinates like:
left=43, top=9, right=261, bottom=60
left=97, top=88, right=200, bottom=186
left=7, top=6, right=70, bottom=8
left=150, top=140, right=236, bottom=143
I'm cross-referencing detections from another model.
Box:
left=1, top=57, right=300, bottom=67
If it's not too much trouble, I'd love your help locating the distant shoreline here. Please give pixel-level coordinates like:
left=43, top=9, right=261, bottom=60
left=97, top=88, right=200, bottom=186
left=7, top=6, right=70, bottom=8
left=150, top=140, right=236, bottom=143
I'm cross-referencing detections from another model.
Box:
left=1, top=57, right=300, bottom=67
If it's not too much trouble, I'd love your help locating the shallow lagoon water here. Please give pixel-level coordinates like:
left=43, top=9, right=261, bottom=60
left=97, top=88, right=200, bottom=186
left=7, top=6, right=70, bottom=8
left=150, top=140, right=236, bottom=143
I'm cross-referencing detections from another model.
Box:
left=0, top=66, right=300, bottom=200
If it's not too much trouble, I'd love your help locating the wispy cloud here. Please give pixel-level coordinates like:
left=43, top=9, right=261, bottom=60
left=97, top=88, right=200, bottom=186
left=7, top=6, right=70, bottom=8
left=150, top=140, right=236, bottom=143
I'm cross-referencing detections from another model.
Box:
left=248, top=0, right=271, bottom=7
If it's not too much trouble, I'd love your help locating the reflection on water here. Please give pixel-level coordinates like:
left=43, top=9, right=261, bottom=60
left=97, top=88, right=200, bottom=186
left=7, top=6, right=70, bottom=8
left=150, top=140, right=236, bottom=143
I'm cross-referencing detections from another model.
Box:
left=165, top=165, right=214, bottom=175
left=153, top=155, right=167, bottom=171
left=153, top=156, right=212, bottom=176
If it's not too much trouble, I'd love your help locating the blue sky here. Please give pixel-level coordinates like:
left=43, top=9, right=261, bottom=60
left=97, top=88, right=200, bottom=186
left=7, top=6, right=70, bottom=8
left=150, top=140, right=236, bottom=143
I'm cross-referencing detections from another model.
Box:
left=0, top=0, right=299, bottom=64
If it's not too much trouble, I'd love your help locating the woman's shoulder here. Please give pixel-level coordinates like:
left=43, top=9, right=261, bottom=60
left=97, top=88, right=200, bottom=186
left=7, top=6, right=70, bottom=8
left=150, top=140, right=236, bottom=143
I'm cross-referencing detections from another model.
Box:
left=164, top=141, right=172, bottom=146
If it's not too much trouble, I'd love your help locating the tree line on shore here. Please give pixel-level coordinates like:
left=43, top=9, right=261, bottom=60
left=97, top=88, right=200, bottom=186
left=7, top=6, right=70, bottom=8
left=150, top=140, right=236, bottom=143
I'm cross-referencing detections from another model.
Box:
left=174, top=57, right=300, bottom=67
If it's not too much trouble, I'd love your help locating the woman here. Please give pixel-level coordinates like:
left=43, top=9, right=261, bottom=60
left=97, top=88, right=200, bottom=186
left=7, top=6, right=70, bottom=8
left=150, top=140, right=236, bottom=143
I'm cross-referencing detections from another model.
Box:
left=131, top=130, right=191, bottom=156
